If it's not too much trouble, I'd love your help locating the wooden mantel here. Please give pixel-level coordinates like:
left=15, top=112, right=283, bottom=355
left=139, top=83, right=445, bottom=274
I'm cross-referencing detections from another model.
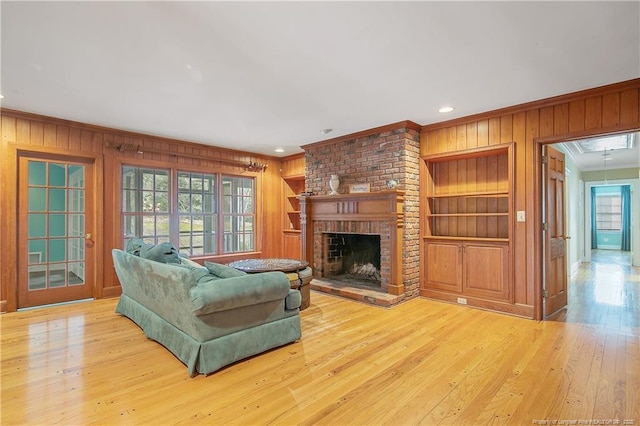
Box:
left=300, top=190, right=405, bottom=223
left=300, top=190, right=405, bottom=295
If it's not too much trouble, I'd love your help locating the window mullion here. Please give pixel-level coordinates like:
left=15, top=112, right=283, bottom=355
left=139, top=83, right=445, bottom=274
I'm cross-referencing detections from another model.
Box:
left=136, top=171, right=143, bottom=242
left=169, top=168, right=179, bottom=250
left=217, top=173, right=224, bottom=255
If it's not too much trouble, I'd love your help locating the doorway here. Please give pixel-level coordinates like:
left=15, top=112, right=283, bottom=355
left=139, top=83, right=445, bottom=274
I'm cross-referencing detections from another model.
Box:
left=545, top=132, right=639, bottom=322
left=17, top=154, right=95, bottom=309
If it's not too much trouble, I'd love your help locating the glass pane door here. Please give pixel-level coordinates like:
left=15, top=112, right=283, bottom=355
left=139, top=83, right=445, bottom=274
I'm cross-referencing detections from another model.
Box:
left=19, top=156, right=93, bottom=308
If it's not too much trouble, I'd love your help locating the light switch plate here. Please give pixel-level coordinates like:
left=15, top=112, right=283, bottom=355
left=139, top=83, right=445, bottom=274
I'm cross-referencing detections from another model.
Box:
left=517, top=211, right=526, bottom=222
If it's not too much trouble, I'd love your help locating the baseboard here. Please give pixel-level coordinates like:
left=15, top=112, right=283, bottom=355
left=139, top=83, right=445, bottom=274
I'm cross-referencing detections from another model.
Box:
left=570, top=259, right=582, bottom=275
left=419, top=288, right=534, bottom=319
left=102, top=286, right=123, bottom=298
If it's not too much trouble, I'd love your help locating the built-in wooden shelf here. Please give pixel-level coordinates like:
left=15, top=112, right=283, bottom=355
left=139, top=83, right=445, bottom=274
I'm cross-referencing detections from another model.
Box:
left=427, top=191, right=508, bottom=198
left=281, top=154, right=306, bottom=259
left=283, top=176, right=305, bottom=231
left=421, top=143, right=514, bottom=307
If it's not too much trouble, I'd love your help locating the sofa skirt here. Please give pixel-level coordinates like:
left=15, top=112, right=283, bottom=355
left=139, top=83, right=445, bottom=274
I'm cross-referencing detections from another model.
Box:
left=115, top=294, right=301, bottom=376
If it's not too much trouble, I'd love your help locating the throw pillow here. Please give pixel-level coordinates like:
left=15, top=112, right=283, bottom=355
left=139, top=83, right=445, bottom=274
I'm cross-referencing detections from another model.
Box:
left=125, top=237, right=147, bottom=256
left=140, top=242, right=181, bottom=264
left=204, top=261, right=247, bottom=278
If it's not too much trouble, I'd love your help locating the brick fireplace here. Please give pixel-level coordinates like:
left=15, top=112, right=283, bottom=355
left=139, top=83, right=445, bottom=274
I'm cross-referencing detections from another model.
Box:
left=300, top=121, right=421, bottom=305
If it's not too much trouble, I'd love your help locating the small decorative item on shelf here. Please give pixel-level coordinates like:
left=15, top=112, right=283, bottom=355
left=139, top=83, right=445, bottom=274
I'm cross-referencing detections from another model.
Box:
left=386, top=179, right=398, bottom=189
left=300, top=191, right=315, bottom=196
left=349, top=183, right=370, bottom=193
left=329, top=174, right=340, bottom=195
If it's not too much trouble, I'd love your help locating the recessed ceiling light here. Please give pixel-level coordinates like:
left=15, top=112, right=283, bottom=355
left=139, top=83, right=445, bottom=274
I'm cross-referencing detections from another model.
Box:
left=438, top=106, right=454, bottom=113
left=321, top=129, right=333, bottom=135
left=0, top=94, right=4, bottom=99
left=275, top=148, right=285, bottom=153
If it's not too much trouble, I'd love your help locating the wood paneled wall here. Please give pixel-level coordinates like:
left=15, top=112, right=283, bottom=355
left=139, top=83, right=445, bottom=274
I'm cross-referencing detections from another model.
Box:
left=2, top=79, right=638, bottom=315
left=280, top=153, right=305, bottom=178
left=420, top=78, right=640, bottom=319
left=0, top=109, right=284, bottom=312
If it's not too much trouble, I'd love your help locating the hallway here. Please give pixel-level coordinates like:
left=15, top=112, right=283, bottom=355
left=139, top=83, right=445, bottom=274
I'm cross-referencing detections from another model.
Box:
left=554, top=249, right=639, bottom=332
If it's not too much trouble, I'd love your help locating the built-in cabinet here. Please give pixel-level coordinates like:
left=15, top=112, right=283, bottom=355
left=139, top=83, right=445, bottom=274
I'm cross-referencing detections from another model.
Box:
left=421, top=143, right=514, bottom=309
left=425, top=240, right=509, bottom=301
left=281, top=154, right=306, bottom=259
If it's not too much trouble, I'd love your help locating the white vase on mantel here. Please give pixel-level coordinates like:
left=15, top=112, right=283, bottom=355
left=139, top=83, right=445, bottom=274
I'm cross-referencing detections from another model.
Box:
left=329, top=174, right=340, bottom=195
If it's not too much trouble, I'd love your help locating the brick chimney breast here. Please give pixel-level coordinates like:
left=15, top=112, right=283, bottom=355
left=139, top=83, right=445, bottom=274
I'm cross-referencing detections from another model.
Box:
left=302, top=123, right=421, bottom=301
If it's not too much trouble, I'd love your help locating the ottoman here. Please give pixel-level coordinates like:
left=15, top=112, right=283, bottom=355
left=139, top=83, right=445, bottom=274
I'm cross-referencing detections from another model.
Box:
left=228, top=258, right=313, bottom=311
left=286, top=266, right=312, bottom=310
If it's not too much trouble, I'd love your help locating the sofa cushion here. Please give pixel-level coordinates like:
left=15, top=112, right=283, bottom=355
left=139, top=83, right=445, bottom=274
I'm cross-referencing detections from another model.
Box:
left=178, top=260, right=222, bottom=284
left=180, top=257, right=207, bottom=270
left=204, top=261, right=247, bottom=279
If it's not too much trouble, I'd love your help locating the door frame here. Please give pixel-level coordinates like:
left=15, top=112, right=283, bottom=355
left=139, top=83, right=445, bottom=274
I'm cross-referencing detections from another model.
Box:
left=4, top=144, right=103, bottom=312
left=534, top=127, right=639, bottom=320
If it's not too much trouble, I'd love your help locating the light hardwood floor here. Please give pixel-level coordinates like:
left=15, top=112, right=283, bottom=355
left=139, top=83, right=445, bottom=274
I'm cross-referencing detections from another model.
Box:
left=2, top=253, right=638, bottom=425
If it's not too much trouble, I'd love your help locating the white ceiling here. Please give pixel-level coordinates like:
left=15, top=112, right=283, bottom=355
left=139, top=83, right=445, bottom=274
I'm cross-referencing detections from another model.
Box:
left=1, top=1, right=639, bottom=161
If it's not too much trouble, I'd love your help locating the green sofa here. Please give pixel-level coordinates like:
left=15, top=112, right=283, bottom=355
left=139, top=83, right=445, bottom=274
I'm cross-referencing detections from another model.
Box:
left=112, top=249, right=302, bottom=376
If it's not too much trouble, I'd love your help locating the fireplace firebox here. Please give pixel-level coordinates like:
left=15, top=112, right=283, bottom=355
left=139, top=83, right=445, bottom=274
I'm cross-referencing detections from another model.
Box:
left=322, top=233, right=381, bottom=287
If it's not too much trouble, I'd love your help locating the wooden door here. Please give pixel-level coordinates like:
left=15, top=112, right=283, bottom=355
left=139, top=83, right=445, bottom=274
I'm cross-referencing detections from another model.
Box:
left=543, top=145, right=568, bottom=316
left=17, top=155, right=95, bottom=308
